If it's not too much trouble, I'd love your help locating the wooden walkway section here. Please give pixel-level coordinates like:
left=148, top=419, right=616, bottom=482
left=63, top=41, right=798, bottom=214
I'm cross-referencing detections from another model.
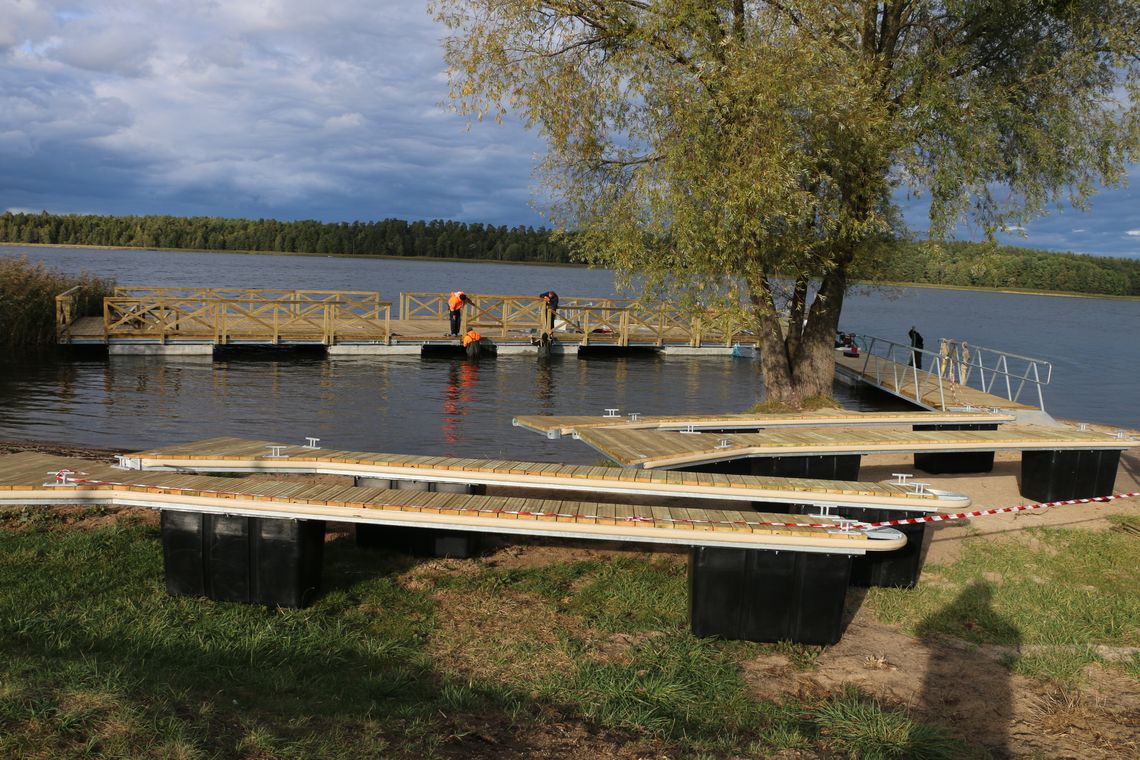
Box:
left=513, top=409, right=1015, bottom=439
left=0, top=451, right=906, bottom=554
left=574, top=426, right=1137, bottom=469
left=56, top=288, right=757, bottom=351
left=124, top=437, right=965, bottom=512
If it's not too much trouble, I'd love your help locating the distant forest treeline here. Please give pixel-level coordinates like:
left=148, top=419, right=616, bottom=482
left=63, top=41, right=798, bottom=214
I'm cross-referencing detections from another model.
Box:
left=0, top=212, right=572, bottom=263
left=2, top=212, right=1138, bottom=297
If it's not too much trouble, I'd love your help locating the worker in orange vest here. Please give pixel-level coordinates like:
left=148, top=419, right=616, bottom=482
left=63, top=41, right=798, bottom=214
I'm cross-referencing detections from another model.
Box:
left=447, top=291, right=471, bottom=336
left=461, top=328, right=481, bottom=347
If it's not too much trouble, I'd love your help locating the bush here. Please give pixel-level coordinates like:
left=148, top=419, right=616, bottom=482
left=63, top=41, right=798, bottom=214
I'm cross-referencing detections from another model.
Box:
left=0, top=255, right=113, bottom=349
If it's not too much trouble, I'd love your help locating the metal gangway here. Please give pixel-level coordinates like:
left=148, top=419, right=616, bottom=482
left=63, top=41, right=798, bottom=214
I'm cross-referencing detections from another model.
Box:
left=839, top=335, right=1053, bottom=414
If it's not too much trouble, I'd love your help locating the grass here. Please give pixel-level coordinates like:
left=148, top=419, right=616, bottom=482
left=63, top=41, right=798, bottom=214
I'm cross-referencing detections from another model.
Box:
left=0, top=518, right=977, bottom=758
left=866, top=524, right=1140, bottom=683
left=0, top=255, right=112, bottom=349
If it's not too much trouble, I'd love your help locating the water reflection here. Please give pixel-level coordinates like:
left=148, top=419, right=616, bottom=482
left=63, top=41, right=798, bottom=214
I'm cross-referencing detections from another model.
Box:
left=442, top=360, right=481, bottom=445
left=534, top=357, right=556, bottom=409
left=0, top=350, right=913, bottom=461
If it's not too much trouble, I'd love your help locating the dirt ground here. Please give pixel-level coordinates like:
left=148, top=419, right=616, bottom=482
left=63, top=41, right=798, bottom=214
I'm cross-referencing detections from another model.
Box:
left=2, top=429, right=1138, bottom=759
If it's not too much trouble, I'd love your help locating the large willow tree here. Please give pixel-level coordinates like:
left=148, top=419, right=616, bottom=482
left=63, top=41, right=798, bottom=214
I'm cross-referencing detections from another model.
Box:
left=433, top=1, right=1139, bottom=403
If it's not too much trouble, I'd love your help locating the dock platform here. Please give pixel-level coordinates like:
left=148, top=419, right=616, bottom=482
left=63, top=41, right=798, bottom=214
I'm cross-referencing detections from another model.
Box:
left=0, top=449, right=909, bottom=644
left=123, top=436, right=967, bottom=512
left=56, top=288, right=759, bottom=355
left=512, top=409, right=1016, bottom=439
left=572, top=425, right=1135, bottom=501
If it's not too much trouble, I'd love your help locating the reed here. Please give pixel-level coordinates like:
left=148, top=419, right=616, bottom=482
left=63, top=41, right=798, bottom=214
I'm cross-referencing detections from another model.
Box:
left=0, top=255, right=112, bottom=349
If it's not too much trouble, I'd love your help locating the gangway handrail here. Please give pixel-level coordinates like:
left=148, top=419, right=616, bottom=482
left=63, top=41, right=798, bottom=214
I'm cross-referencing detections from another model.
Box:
left=938, top=339, right=1052, bottom=411
left=852, top=334, right=1051, bottom=411
left=852, top=335, right=949, bottom=410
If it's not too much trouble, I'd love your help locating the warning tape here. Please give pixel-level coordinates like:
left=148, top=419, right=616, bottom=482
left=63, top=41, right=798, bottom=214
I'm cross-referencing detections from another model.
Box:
left=41, top=471, right=1140, bottom=534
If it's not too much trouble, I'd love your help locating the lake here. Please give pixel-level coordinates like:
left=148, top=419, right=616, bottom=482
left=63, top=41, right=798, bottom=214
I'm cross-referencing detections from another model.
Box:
left=2, top=246, right=1137, bottom=460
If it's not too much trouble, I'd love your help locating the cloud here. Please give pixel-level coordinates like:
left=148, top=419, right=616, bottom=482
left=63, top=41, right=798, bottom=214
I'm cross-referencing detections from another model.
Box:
left=324, top=112, right=364, bottom=130
left=0, top=0, right=545, bottom=225
left=1126, top=230, right=1140, bottom=237
left=48, top=20, right=156, bottom=77
left=0, top=0, right=1136, bottom=255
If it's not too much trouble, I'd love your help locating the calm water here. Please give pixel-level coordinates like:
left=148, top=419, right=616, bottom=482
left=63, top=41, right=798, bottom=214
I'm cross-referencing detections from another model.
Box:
left=1, top=246, right=1137, bottom=460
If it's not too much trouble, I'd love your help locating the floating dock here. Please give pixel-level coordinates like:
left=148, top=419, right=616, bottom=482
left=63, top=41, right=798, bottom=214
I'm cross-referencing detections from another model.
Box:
left=512, top=409, right=1016, bottom=439
left=0, top=449, right=910, bottom=644
left=56, top=288, right=757, bottom=355
left=571, top=425, right=1135, bottom=501
left=125, top=436, right=969, bottom=591
left=122, top=436, right=967, bottom=512
left=0, top=451, right=896, bottom=552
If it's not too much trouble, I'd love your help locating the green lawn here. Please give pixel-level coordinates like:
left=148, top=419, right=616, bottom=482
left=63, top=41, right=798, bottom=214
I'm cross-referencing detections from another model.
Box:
left=4, top=509, right=1132, bottom=758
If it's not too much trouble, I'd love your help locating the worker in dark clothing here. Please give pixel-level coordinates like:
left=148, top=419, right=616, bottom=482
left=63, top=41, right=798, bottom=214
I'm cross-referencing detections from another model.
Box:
left=448, top=291, right=471, bottom=336
left=908, top=326, right=925, bottom=370
left=539, top=290, right=559, bottom=334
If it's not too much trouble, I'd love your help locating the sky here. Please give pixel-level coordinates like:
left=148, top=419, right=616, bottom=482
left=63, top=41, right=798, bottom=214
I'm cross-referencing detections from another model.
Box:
left=2, top=0, right=1138, bottom=258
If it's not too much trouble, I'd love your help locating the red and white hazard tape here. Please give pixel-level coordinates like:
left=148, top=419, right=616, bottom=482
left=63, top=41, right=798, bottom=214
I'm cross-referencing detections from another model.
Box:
left=41, top=470, right=1139, bottom=534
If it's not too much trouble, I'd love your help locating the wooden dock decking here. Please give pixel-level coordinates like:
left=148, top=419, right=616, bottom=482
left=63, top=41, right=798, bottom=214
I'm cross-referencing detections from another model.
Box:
left=56, top=288, right=758, bottom=352
left=123, top=436, right=966, bottom=511
left=0, top=451, right=907, bottom=553
left=512, top=410, right=1016, bottom=439
left=573, top=425, right=1137, bottom=469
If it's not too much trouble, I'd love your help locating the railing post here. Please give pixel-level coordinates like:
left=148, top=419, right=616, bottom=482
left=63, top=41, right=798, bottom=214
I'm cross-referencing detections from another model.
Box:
left=1033, top=364, right=1044, bottom=411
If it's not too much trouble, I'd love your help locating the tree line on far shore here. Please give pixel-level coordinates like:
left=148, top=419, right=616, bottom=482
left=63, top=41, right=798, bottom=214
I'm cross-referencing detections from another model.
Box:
left=2, top=211, right=1138, bottom=297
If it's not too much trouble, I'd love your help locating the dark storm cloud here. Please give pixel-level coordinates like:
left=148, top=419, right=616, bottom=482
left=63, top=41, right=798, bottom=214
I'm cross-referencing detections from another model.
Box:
left=0, top=1, right=1134, bottom=252
left=1, top=0, right=546, bottom=225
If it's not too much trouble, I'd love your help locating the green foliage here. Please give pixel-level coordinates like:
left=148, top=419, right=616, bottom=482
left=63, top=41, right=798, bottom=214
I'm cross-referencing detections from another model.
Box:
left=0, top=211, right=572, bottom=263
left=859, top=239, right=1140, bottom=297
left=0, top=255, right=113, bottom=349
left=434, top=0, right=1140, bottom=399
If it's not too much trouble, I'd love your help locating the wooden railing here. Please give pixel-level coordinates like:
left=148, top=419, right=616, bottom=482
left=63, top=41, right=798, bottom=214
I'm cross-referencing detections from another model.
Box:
left=77, top=286, right=755, bottom=347
left=398, top=292, right=756, bottom=346
left=114, top=286, right=381, bottom=308
left=55, top=286, right=82, bottom=343
left=103, top=296, right=391, bottom=345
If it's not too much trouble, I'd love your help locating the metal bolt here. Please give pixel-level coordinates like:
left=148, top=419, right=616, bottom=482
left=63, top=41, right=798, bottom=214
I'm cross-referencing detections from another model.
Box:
left=604, top=408, right=620, bottom=417
left=303, top=437, right=320, bottom=449
left=909, top=482, right=930, bottom=495
left=268, top=445, right=286, bottom=458
left=629, top=413, right=640, bottom=422
left=715, top=438, right=732, bottom=449
left=892, top=473, right=913, bottom=484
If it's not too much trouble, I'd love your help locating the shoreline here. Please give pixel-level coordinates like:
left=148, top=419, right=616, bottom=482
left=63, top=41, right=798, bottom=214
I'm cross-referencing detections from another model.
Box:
left=0, top=241, right=589, bottom=270
left=4, top=242, right=1137, bottom=300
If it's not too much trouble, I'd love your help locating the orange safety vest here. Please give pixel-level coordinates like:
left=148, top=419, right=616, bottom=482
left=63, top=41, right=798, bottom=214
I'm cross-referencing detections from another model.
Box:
left=462, top=329, right=481, bottom=347
left=448, top=291, right=466, bottom=311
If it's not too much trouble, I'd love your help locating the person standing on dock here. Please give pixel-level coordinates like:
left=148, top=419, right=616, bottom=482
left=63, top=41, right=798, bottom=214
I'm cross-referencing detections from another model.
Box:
left=908, top=326, right=925, bottom=370
left=539, top=290, right=559, bottom=334
left=448, top=291, right=471, bottom=336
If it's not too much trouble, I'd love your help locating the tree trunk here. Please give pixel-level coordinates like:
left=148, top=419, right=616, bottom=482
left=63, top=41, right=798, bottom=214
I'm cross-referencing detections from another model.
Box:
left=748, top=267, right=848, bottom=406
left=790, top=270, right=847, bottom=398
